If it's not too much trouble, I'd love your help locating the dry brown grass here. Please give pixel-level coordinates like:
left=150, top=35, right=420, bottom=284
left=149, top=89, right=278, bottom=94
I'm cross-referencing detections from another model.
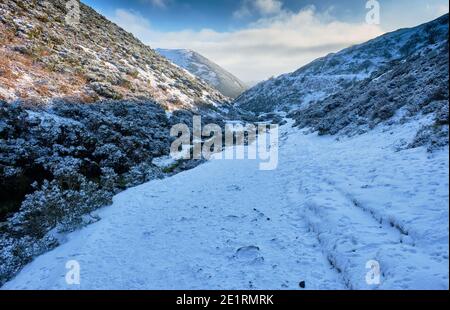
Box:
left=0, top=36, right=92, bottom=103
left=0, top=52, right=20, bottom=89
left=0, top=19, right=95, bottom=103
left=34, top=83, right=51, bottom=97
left=0, top=24, right=17, bottom=45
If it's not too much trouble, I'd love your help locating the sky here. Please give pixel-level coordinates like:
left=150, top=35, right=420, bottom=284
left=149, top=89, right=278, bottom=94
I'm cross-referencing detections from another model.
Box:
left=83, top=0, right=449, bottom=83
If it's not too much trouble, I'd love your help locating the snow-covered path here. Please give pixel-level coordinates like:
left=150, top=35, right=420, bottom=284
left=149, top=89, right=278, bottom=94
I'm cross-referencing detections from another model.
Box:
left=3, top=120, right=449, bottom=290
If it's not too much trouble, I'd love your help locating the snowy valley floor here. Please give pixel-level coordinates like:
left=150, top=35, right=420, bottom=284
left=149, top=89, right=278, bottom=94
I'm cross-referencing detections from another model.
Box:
left=2, top=120, right=449, bottom=290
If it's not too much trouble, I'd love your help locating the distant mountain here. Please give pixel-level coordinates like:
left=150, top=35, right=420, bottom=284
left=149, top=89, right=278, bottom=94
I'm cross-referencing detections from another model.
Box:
left=234, top=14, right=449, bottom=114
left=156, top=49, right=248, bottom=99
left=0, top=0, right=229, bottom=112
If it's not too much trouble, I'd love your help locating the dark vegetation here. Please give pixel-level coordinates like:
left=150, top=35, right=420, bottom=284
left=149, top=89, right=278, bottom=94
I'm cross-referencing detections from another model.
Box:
left=0, top=99, right=218, bottom=285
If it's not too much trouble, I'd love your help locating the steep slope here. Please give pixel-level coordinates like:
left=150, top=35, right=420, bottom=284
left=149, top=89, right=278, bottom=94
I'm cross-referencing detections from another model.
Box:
left=234, top=14, right=449, bottom=113
left=0, top=0, right=228, bottom=111
left=156, top=49, right=248, bottom=99
left=290, top=27, right=449, bottom=149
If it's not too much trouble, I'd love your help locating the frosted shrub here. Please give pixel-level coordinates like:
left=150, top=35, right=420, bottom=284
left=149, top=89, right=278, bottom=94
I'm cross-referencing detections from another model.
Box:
left=0, top=99, right=203, bottom=285
left=123, top=162, right=164, bottom=188
left=9, top=172, right=113, bottom=238
left=0, top=235, right=58, bottom=286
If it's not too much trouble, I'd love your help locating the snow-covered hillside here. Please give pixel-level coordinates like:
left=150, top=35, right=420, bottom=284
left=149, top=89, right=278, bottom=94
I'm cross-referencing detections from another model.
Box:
left=156, top=49, right=248, bottom=99
left=0, top=1, right=229, bottom=112
left=290, top=20, right=449, bottom=150
left=234, top=14, right=449, bottom=113
left=2, top=118, right=448, bottom=290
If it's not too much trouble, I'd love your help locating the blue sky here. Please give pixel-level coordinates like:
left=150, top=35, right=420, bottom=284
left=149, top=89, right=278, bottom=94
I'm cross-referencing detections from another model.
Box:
left=84, top=0, right=373, bottom=32
left=82, top=0, right=449, bottom=82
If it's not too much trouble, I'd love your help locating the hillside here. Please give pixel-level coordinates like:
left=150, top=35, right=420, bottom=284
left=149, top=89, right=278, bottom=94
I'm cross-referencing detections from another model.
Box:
left=0, top=0, right=228, bottom=111
left=290, top=24, right=449, bottom=151
left=234, top=14, right=449, bottom=113
left=156, top=49, right=248, bottom=99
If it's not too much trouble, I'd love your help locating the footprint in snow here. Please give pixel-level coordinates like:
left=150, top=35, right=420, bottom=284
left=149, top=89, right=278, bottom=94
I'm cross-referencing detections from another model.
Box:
left=233, top=246, right=264, bottom=264
left=226, top=185, right=242, bottom=192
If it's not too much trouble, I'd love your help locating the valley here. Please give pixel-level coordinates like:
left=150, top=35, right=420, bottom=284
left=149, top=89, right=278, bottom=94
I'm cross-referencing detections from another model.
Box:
left=3, top=119, right=448, bottom=290
left=0, top=1, right=448, bottom=291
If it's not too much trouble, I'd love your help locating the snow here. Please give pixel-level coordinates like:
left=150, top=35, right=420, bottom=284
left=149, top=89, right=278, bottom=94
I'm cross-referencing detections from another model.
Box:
left=235, top=14, right=449, bottom=113
left=156, top=49, right=194, bottom=69
left=286, top=120, right=448, bottom=289
left=26, top=110, right=83, bottom=126
left=156, top=48, right=247, bottom=99
left=157, top=49, right=218, bottom=83
left=151, top=155, right=178, bottom=169
left=2, top=119, right=448, bottom=290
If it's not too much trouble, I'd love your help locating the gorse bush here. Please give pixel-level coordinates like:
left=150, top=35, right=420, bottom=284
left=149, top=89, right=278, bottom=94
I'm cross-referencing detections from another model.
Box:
left=0, top=99, right=171, bottom=220
left=0, top=235, right=58, bottom=285
left=8, top=173, right=113, bottom=239
left=0, top=99, right=204, bottom=285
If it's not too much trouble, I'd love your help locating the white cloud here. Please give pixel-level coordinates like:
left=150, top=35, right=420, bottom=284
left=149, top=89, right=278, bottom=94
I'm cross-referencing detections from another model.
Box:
left=233, top=0, right=283, bottom=19
left=378, top=0, right=448, bottom=31
left=426, top=2, right=449, bottom=17
left=140, top=0, right=170, bottom=9
left=109, top=6, right=384, bottom=83
left=112, top=9, right=152, bottom=35
left=255, top=0, right=283, bottom=14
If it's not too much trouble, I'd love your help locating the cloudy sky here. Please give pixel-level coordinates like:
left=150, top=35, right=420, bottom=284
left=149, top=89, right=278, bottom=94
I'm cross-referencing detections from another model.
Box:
left=83, top=0, right=449, bottom=83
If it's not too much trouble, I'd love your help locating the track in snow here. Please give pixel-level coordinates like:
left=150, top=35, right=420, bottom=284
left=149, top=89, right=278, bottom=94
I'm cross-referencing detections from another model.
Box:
left=3, top=121, right=448, bottom=290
